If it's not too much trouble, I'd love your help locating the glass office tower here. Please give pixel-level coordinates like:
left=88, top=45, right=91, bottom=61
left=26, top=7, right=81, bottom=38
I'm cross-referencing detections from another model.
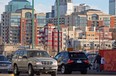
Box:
left=5, top=0, right=32, bottom=13
left=109, top=0, right=116, bottom=15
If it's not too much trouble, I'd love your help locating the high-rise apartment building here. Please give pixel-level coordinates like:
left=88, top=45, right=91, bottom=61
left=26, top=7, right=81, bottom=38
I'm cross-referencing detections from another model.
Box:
left=0, top=0, right=32, bottom=44
left=5, top=0, right=31, bottom=13
left=109, top=0, right=116, bottom=15
left=74, top=4, right=90, bottom=12
left=0, top=0, right=46, bottom=45
left=54, top=0, right=74, bottom=17
left=44, top=24, right=62, bottom=52
left=47, top=9, right=111, bottom=29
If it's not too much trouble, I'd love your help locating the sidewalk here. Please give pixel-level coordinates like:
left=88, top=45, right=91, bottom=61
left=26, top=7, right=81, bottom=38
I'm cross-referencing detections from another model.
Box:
left=88, top=69, right=116, bottom=75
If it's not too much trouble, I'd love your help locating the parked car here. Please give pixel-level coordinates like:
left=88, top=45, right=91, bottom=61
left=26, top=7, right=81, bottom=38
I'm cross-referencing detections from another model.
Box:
left=0, top=55, right=12, bottom=73
left=54, top=51, right=90, bottom=74
left=12, top=49, right=58, bottom=76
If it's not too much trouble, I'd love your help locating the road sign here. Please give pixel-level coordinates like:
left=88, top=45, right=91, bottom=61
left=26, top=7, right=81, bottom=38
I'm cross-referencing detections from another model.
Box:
left=67, top=48, right=73, bottom=51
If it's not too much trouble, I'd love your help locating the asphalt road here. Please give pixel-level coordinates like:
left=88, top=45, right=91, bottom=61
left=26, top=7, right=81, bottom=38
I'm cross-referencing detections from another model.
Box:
left=0, top=70, right=116, bottom=76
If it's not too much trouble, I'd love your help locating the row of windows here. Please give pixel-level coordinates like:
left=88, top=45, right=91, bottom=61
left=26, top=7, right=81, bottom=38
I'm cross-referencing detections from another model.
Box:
left=83, top=44, right=111, bottom=47
left=87, top=34, right=95, bottom=36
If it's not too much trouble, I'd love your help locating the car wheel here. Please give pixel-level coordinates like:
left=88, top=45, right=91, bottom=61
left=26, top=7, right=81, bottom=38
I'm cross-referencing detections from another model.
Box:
left=51, top=71, right=57, bottom=76
left=13, top=65, right=20, bottom=76
left=28, top=65, right=34, bottom=76
left=61, top=65, right=68, bottom=74
left=8, top=71, right=13, bottom=74
left=68, top=70, right=72, bottom=74
left=81, top=69, right=87, bottom=74
left=36, top=72, right=40, bottom=76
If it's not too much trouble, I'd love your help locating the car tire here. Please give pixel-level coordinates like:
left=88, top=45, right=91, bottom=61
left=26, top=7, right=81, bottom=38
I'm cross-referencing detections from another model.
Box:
left=28, top=65, right=34, bottom=76
left=13, top=65, right=20, bottom=76
left=68, top=70, right=72, bottom=74
left=81, top=69, right=87, bottom=74
left=36, top=72, right=40, bottom=76
left=61, top=65, right=68, bottom=74
left=51, top=71, right=57, bottom=76
left=8, top=71, right=13, bottom=74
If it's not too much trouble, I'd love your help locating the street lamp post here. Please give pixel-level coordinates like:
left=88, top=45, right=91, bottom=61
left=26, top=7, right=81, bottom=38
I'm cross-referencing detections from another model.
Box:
left=57, top=0, right=60, bottom=53
left=32, top=0, right=35, bottom=49
left=99, top=28, right=101, bottom=50
left=98, top=26, right=104, bottom=50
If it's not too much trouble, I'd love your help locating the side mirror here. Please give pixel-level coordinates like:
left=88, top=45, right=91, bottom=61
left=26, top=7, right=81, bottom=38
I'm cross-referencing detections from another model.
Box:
left=22, top=56, right=27, bottom=59
left=54, top=57, right=57, bottom=60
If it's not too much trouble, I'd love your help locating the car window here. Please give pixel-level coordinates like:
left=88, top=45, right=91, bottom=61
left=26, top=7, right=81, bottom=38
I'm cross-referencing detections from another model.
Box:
left=28, top=51, right=50, bottom=57
left=12, top=50, right=20, bottom=58
left=63, top=52, right=68, bottom=58
left=69, top=52, right=87, bottom=59
left=55, top=53, right=61, bottom=60
left=19, top=50, right=24, bottom=57
left=0, top=56, right=8, bottom=61
left=23, top=50, right=27, bottom=57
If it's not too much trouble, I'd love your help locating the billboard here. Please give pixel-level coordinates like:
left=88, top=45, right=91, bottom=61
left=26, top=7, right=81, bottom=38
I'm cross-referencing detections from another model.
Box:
left=100, top=50, right=116, bottom=71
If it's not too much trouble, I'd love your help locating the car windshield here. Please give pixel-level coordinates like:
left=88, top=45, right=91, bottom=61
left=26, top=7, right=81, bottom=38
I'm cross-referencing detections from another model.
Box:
left=28, top=51, right=50, bottom=57
left=0, top=56, right=8, bottom=61
left=69, top=52, right=87, bottom=59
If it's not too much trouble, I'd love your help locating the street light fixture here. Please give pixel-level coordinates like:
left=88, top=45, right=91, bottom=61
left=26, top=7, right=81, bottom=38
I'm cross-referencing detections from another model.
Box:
left=57, top=0, right=60, bottom=53
left=32, top=0, right=35, bottom=49
left=98, top=26, right=104, bottom=50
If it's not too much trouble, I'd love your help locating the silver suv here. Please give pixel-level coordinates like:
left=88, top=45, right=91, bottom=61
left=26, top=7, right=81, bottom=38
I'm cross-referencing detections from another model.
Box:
left=12, top=49, right=58, bottom=76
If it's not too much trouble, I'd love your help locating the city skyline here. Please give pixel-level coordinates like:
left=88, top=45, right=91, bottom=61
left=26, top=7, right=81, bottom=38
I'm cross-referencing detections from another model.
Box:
left=0, top=0, right=108, bottom=18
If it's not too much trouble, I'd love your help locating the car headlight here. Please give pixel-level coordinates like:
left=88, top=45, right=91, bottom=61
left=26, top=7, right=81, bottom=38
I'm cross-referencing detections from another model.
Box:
left=52, top=61, right=57, bottom=65
left=8, top=64, right=12, bottom=68
left=36, top=62, right=42, bottom=65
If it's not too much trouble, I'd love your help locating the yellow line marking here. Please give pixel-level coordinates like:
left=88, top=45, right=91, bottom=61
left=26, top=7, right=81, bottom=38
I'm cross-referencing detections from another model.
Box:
left=0, top=74, right=14, bottom=76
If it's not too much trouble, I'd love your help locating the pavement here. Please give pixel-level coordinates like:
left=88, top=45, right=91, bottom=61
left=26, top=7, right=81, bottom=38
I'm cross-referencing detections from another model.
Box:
left=87, top=70, right=116, bottom=75
left=0, top=70, right=116, bottom=76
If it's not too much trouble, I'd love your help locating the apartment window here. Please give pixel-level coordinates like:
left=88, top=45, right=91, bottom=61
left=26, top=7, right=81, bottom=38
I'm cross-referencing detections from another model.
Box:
left=108, top=45, right=111, bottom=47
left=54, top=38, right=57, bottom=40
left=95, top=44, right=96, bottom=46
left=84, top=44, right=86, bottom=47
left=63, top=33, right=66, bottom=36
left=87, top=44, right=89, bottom=46
left=64, top=29, right=66, bottom=32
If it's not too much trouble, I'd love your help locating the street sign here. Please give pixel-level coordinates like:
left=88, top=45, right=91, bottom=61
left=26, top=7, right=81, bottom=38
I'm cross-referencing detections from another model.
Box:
left=67, top=48, right=73, bottom=51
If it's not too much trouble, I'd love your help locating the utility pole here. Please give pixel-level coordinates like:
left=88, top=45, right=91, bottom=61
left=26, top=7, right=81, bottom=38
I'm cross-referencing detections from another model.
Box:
left=57, top=0, right=60, bottom=53
left=32, top=0, right=35, bottom=49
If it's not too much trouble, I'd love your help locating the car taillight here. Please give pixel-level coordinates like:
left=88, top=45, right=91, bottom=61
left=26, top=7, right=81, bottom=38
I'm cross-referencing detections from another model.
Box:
left=83, top=60, right=89, bottom=64
left=67, top=59, right=74, bottom=64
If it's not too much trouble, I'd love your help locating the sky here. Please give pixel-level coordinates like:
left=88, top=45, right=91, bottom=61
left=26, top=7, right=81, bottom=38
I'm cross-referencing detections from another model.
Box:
left=0, top=0, right=109, bottom=17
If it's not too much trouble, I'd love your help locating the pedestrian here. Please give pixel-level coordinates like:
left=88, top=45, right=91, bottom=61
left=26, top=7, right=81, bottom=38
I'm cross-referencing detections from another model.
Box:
left=94, top=53, right=101, bottom=72
left=100, top=57, right=105, bottom=71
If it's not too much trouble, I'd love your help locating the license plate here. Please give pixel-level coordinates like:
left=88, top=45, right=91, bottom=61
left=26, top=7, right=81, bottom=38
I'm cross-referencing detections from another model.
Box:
left=45, top=67, right=51, bottom=69
left=77, top=60, right=82, bottom=63
left=0, top=67, right=6, bottom=69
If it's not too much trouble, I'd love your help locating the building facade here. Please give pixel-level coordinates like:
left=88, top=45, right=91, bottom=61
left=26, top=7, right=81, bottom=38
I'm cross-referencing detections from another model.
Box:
left=74, top=4, right=90, bottom=12
left=5, top=0, right=32, bottom=13
left=44, top=23, right=62, bottom=53
left=110, top=16, right=116, bottom=28
left=109, top=0, right=116, bottom=15
left=0, top=0, right=46, bottom=46
left=54, top=0, right=74, bottom=17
